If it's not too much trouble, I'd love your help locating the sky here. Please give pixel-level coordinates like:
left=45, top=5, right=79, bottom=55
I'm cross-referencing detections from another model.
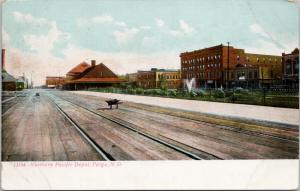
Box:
left=2, top=0, right=299, bottom=86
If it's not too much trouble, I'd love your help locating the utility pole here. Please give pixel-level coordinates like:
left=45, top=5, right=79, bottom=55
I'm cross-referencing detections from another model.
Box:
left=227, top=42, right=230, bottom=89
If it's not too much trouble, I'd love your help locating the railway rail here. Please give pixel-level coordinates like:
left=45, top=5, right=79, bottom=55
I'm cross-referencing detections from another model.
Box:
left=53, top=101, right=114, bottom=161
left=2, top=95, right=24, bottom=116
left=47, top=92, right=220, bottom=160
left=122, top=106, right=299, bottom=143
left=53, top=91, right=298, bottom=144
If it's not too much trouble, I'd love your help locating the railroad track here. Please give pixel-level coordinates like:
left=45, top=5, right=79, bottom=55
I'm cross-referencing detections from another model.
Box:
left=2, top=91, right=31, bottom=116
left=54, top=101, right=114, bottom=161
left=47, top=92, right=220, bottom=160
left=123, top=105, right=299, bottom=143
left=2, top=96, right=17, bottom=104
left=53, top=91, right=299, bottom=144
left=2, top=96, right=20, bottom=116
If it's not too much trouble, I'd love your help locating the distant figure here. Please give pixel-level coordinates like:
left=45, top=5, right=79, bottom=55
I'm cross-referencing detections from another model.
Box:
left=105, top=99, right=122, bottom=109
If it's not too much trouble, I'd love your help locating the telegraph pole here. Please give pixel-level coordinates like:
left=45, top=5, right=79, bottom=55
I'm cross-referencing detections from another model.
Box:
left=227, top=42, right=230, bottom=89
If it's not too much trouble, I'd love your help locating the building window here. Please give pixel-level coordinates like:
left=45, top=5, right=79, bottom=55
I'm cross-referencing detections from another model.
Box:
left=249, top=71, right=252, bottom=79
left=254, top=71, right=258, bottom=78
left=295, top=59, right=299, bottom=74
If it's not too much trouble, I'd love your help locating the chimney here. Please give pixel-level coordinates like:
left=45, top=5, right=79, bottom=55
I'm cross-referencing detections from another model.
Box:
left=91, top=60, right=96, bottom=67
left=2, top=49, right=5, bottom=70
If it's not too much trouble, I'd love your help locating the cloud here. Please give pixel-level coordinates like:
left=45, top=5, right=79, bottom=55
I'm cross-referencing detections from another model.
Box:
left=23, top=22, right=70, bottom=54
left=13, top=11, right=49, bottom=26
left=115, top=21, right=127, bottom=27
left=179, top=20, right=194, bottom=34
left=5, top=11, right=71, bottom=85
left=2, top=28, right=10, bottom=48
left=61, top=44, right=180, bottom=77
left=113, top=27, right=140, bottom=45
left=92, top=14, right=114, bottom=23
left=5, top=43, right=180, bottom=86
left=141, top=36, right=157, bottom=47
left=12, top=11, right=71, bottom=54
left=77, top=14, right=127, bottom=28
left=140, top=25, right=151, bottom=30
left=168, top=19, right=195, bottom=37
left=155, top=18, right=165, bottom=27
left=249, top=23, right=287, bottom=49
left=246, top=38, right=297, bottom=55
left=250, top=23, right=269, bottom=38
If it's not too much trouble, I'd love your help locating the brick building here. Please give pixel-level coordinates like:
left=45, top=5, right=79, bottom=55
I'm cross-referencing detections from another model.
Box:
left=45, top=76, right=66, bottom=88
left=64, top=60, right=125, bottom=90
left=125, top=73, right=138, bottom=87
left=137, top=68, right=181, bottom=89
left=282, top=48, right=299, bottom=88
left=180, top=44, right=282, bottom=88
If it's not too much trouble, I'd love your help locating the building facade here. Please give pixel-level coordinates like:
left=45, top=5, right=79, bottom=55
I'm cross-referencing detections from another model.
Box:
left=2, top=49, right=16, bottom=91
left=282, top=48, right=299, bottom=88
left=180, top=44, right=282, bottom=88
left=16, top=76, right=29, bottom=90
left=64, top=60, right=125, bottom=90
left=137, top=68, right=181, bottom=89
left=45, top=76, right=66, bottom=88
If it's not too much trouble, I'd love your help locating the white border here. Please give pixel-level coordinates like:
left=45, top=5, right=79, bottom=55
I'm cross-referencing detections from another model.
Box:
left=1, top=160, right=298, bottom=190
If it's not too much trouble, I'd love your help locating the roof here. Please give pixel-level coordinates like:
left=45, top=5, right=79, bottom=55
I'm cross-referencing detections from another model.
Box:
left=67, top=62, right=91, bottom=75
left=2, top=70, right=16, bottom=82
left=46, top=76, right=66, bottom=80
left=138, top=69, right=180, bottom=73
left=79, top=63, right=118, bottom=78
left=70, top=77, right=125, bottom=83
left=67, top=63, right=124, bottom=84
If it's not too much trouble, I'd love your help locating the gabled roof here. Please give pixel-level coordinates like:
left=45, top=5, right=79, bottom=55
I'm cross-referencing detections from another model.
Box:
left=67, top=62, right=91, bottom=75
left=80, top=63, right=118, bottom=79
left=2, top=70, right=16, bottom=82
left=72, top=77, right=125, bottom=83
left=68, top=63, right=124, bottom=84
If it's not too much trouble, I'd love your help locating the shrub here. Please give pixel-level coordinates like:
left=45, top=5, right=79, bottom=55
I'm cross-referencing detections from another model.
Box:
left=213, top=89, right=225, bottom=98
left=195, top=89, right=208, bottom=97
left=190, top=90, right=198, bottom=97
left=168, top=89, right=177, bottom=96
left=136, top=88, right=144, bottom=94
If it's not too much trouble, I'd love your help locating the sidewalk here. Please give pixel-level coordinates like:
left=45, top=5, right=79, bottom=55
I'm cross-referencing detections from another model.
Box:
left=73, top=91, right=299, bottom=126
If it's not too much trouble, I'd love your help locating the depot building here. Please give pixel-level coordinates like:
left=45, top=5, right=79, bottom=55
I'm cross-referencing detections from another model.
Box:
left=63, top=60, right=125, bottom=90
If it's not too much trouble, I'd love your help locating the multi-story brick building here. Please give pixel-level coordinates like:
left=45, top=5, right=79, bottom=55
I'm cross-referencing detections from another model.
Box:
left=282, top=48, right=299, bottom=88
left=137, top=68, right=181, bottom=89
left=180, top=44, right=282, bottom=88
